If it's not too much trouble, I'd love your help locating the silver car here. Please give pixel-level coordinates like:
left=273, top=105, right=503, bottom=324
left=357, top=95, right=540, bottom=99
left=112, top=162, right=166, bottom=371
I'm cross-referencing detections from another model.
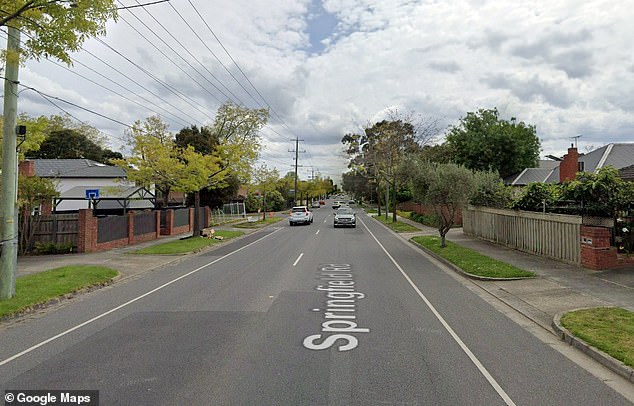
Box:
left=334, top=207, right=356, bottom=228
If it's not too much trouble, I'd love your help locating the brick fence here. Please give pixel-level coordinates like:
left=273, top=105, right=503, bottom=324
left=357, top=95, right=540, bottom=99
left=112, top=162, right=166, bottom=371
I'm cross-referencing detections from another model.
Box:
left=76, top=207, right=212, bottom=253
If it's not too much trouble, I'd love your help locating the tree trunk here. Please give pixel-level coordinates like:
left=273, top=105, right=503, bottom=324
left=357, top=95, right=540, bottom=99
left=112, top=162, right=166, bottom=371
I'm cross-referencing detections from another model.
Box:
left=192, top=191, right=201, bottom=237
left=391, top=184, right=397, bottom=223
left=377, top=183, right=382, bottom=216
left=262, top=190, right=267, bottom=221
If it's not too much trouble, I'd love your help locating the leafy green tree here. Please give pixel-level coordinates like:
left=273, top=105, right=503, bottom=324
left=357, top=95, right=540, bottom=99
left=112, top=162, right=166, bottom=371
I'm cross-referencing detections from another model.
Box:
left=342, top=111, right=439, bottom=219
left=510, top=183, right=561, bottom=212
left=252, top=164, right=280, bottom=220
left=16, top=175, right=59, bottom=254
left=445, top=108, right=540, bottom=179
left=1, top=1, right=117, bottom=64
left=402, top=157, right=478, bottom=247
left=244, top=192, right=260, bottom=213
left=266, top=190, right=285, bottom=211
left=560, top=166, right=633, bottom=216
left=115, top=115, right=226, bottom=236
left=175, top=125, right=218, bottom=155
left=470, top=171, right=513, bottom=208
left=174, top=103, right=268, bottom=232
left=28, top=129, right=121, bottom=161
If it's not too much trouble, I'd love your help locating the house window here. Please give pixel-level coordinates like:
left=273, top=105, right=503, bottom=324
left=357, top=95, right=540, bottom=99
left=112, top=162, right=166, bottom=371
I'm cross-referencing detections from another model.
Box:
left=578, top=161, right=585, bottom=172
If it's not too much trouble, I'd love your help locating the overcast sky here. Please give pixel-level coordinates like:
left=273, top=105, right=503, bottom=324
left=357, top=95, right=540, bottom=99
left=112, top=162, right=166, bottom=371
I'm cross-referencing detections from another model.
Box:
left=3, top=0, right=634, bottom=184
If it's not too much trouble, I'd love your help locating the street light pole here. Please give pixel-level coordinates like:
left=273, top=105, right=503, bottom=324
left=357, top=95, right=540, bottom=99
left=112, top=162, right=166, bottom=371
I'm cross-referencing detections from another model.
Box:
left=0, top=26, right=21, bottom=299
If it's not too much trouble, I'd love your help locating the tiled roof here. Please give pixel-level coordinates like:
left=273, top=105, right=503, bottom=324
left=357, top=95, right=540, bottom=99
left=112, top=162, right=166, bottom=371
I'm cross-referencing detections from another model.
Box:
left=32, top=159, right=126, bottom=178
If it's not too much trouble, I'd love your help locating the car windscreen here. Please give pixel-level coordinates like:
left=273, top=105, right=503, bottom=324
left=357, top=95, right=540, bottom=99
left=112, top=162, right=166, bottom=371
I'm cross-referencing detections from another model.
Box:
left=337, top=208, right=353, bottom=214
left=292, top=208, right=307, bottom=213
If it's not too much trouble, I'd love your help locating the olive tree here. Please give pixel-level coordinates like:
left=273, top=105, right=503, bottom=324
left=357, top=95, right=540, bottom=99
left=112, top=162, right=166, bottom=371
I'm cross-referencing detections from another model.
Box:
left=401, top=157, right=478, bottom=247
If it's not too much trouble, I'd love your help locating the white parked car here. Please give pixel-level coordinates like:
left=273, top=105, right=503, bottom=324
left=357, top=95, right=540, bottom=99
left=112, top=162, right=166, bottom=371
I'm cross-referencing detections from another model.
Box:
left=289, top=206, right=314, bottom=226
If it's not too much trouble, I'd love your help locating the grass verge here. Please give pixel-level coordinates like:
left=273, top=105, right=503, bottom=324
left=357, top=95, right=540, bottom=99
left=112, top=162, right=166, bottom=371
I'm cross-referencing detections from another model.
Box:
left=411, top=235, right=535, bottom=278
left=373, top=214, right=420, bottom=232
left=0, top=266, right=118, bottom=319
left=131, top=230, right=244, bottom=255
left=561, top=307, right=634, bottom=368
left=234, top=217, right=283, bottom=228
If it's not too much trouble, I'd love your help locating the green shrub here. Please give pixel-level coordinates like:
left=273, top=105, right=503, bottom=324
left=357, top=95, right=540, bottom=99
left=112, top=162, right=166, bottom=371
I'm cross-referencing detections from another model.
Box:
left=33, top=241, right=74, bottom=255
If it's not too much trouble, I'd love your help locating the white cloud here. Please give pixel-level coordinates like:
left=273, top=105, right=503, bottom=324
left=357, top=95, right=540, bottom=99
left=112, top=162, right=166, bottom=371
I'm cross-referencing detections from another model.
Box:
left=2, top=0, right=634, bottom=184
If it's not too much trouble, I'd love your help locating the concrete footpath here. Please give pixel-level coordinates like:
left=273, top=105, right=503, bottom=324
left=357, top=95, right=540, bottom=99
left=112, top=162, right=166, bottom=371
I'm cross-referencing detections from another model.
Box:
left=14, top=215, right=634, bottom=382
left=393, top=215, right=634, bottom=382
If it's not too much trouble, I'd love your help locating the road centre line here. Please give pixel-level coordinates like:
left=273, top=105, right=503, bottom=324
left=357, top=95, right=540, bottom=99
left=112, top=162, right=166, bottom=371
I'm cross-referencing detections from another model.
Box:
left=0, top=228, right=283, bottom=368
left=293, top=253, right=304, bottom=267
left=360, top=218, right=517, bottom=406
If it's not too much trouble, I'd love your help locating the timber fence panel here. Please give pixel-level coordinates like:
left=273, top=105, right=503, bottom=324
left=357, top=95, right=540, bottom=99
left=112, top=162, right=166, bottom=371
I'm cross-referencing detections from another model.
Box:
left=134, top=211, right=156, bottom=236
left=32, top=213, right=79, bottom=249
left=174, top=208, right=190, bottom=227
left=97, top=215, right=128, bottom=243
left=464, top=206, right=582, bottom=264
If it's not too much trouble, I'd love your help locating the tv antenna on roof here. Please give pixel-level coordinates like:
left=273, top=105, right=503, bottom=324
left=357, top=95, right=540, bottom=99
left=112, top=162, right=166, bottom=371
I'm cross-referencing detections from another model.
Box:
left=569, top=134, right=582, bottom=148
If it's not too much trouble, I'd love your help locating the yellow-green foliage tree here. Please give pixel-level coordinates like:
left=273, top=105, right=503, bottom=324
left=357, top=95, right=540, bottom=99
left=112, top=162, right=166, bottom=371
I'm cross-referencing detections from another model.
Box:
left=0, top=113, right=47, bottom=158
left=113, top=115, right=226, bottom=236
left=1, top=1, right=117, bottom=64
left=252, top=164, right=280, bottom=220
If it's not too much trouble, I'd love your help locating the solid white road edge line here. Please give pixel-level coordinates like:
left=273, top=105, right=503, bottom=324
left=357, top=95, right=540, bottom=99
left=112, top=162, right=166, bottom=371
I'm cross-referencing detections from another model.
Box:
left=360, top=218, right=517, bottom=406
left=293, top=252, right=304, bottom=267
left=0, top=228, right=283, bottom=367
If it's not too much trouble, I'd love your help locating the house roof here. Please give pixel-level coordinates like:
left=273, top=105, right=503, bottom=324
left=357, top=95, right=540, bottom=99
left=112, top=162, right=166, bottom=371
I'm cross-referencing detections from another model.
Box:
left=32, top=159, right=126, bottom=178
left=506, top=167, right=557, bottom=186
left=578, top=143, right=634, bottom=172
left=55, top=185, right=155, bottom=210
left=505, top=143, right=634, bottom=185
left=504, top=160, right=559, bottom=186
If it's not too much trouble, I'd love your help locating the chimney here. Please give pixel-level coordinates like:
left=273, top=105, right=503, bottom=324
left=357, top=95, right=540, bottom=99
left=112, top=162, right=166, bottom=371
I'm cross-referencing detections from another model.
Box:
left=18, top=160, right=35, bottom=177
left=559, top=143, right=579, bottom=182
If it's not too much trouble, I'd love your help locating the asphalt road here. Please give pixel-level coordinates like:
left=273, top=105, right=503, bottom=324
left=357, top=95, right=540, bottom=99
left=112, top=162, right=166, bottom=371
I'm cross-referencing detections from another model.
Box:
left=0, top=206, right=632, bottom=405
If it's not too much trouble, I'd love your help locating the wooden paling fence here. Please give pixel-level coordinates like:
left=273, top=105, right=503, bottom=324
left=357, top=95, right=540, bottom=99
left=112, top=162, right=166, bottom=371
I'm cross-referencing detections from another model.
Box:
left=463, top=205, right=582, bottom=264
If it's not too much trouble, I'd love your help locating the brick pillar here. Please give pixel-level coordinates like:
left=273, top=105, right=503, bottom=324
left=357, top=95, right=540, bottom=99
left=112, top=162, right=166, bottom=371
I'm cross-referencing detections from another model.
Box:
left=205, top=206, right=211, bottom=227
left=163, top=209, right=174, bottom=235
left=128, top=212, right=135, bottom=244
left=560, top=145, right=580, bottom=182
left=155, top=210, right=161, bottom=238
left=77, top=209, right=96, bottom=253
left=580, top=226, right=617, bottom=269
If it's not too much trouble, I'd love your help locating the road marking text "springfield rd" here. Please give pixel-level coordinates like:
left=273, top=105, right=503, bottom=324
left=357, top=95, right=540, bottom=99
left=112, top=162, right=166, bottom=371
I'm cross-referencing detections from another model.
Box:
left=303, top=264, right=369, bottom=351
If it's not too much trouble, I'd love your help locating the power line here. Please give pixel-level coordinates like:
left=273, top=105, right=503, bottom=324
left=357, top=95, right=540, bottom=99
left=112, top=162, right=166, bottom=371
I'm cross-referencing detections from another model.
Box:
left=81, top=46, right=209, bottom=124
left=115, top=3, right=229, bottom=106
left=185, top=0, right=300, bottom=137
left=168, top=1, right=262, bottom=108
left=45, top=57, right=191, bottom=128
left=117, top=0, right=171, bottom=10
left=2, top=29, right=203, bottom=127
left=126, top=0, right=246, bottom=105
left=19, top=84, right=135, bottom=130
left=94, top=37, right=214, bottom=122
